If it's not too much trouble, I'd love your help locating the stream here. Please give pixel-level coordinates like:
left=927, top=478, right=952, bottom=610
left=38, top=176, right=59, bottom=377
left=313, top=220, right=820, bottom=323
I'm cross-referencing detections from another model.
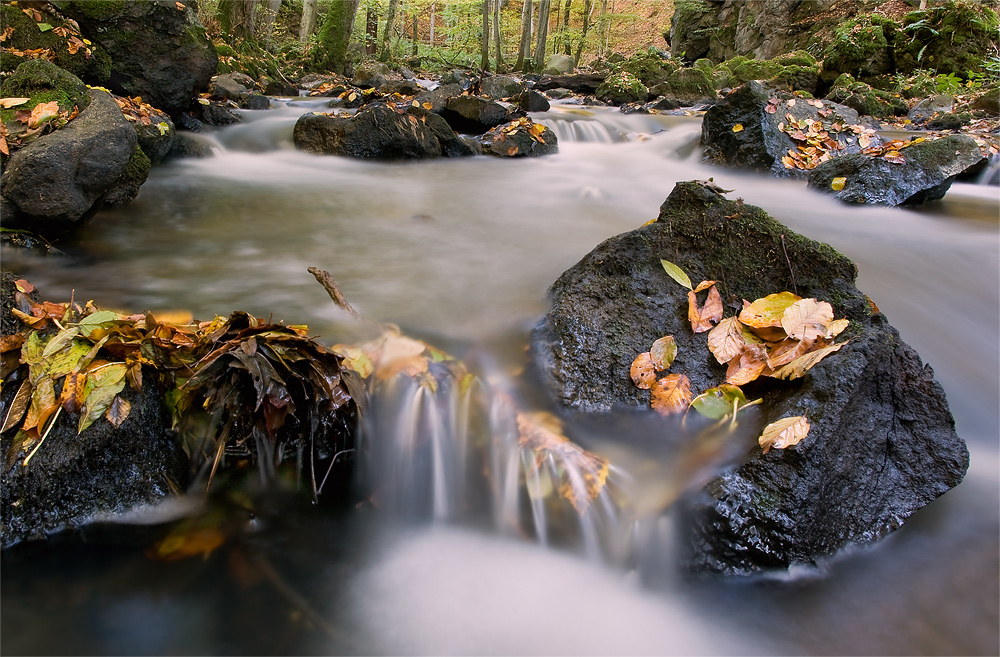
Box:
left=2, top=100, right=998, bottom=655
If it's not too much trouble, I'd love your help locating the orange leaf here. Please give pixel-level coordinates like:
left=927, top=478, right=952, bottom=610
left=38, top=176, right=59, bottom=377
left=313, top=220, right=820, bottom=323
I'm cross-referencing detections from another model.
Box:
left=725, top=350, right=768, bottom=386
left=687, top=284, right=722, bottom=334
left=507, top=145, right=519, bottom=156
left=768, top=341, right=848, bottom=380
left=706, top=316, right=745, bottom=364
left=650, top=373, right=692, bottom=416
left=766, top=338, right=810, bottom=370
left=738, top=292, right=801, bottom=329
left=630, top=352, right=657, bottom=389
left=649, top=335, right=677, bottom=371
left=759, top=415, right=810, bottom=453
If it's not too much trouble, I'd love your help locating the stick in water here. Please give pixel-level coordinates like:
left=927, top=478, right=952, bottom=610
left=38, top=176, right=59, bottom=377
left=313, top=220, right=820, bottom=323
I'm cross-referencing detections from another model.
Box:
left=307, top=267, right=361, bottom=319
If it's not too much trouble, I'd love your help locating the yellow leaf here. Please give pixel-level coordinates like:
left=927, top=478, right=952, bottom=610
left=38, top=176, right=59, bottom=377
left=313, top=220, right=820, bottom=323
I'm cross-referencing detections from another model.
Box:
left=780, top=298, right=833, bottom=342
left=768, top=341, right=848, bottom=380
left=759, top=415, right=810, bottom=453
left=630, top=352, right=657, bottom=389
left=0, top=97, right=29, bottom=108
left=732, top=124, right=744, bottom=133
left=706, top=316, right=745, bottom=364
left=766, top=338, right=810, bottom=370
left=738, top=291, right=802, bottom=329
left=660, top=259, right=692, bottom=290
left=649, top=335, right=677, bottom=371
left=831, top=176, right=846, bottom=191
left=650, top=373, right=692, bottom=416
left=422, top=102, right=433, bottom=110
left=334, top=345, right=374, bottom=379
left=825, top=318, right=849, bottom=339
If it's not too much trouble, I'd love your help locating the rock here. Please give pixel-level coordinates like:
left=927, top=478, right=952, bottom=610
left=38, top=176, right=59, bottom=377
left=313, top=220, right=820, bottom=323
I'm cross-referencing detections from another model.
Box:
left=102, top=145, right=151, bottom=207
left=807, top=134, right=986, bottom=206
left=53, top=0, right=217, bottom=115
left=543, top=87, right=574, bottom=100
left=293, top=102, right=458, bottom=160
left=481, top=75, right=527, bottom=100
left=353, top=61, right=391, bottom=89
left=209, top=72, right=256, bottom=102
left=822, top=14, right=894, bottom=79
left=414, top=83, right=463, bottom=113
left=907, top=94, right=955, bottom=124
left=893, top=0, right=999, bottom=77
left=441, top=95, right=509, bottom=134
left=260, top=76, right=300, bottom=96
left=132, top=108, right=175, bottom=165
left=534, top=74, right=605, bottom=95
left=439, top=69, right=474, bottom=89
left=477, top=118, right=558, bottom=158
left=596, top=72, right=649, bottom=106
left=1, top=86, right=137, bottom=238
left=529, top=181, right=969, bottom=574
left=239, top=94, right=271, bottom=111
left=167, top=132, right=216, bottom=159
left=702, top=81, right=874, bottom=179
left=925, top=112, right=972, bottom=131
left=191, top=100, right=241, bottom=127
left=962, top=89, right=1000, bottom=116
left=667, top=0, right=720, bottom=62
left=379, top=79, right=425, bottom=96
left=544, top=54, right=576, bottom=75
left=650, top=67, right=717, bottom=106
left=512, top=89, right=551, bottom=112
left=824, top=76, right=907, bottom=119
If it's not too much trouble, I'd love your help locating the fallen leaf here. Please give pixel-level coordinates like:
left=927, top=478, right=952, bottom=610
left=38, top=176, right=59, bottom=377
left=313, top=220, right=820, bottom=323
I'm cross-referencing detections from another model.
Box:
left=27, top=101, right=60, bottom=128
left=706, top=316, right=745, bottom=364
left=780, top=298, right=833, bottom=342
left=649, top=335, right=677, bottom=371
left=688, top=284, right=722, bottom=333
left=0, top=97, right=29, bottom=108
left=650, top=373, right=692, bottom=416
left=831, top=176, right=846, bottom=191
left=738, top=291, right=802, bottom=329
left=759, top=415, right=810, bottom=453
left=630, top=352, right=657, bottom=389
left=765, top=338, right=810, bottom=369
left=732, top=124, right=744, bottom=133
left=690, top=384, right=759, bottom=420
left=660, top=259, right=692, bottom=290
left=104, top=395, right=131, bottom=428
left=786, top=99, right=796, bottom=107
left=1, top=380, right=32, bottom=433
left=725, top=350, right=768, bottom=386
left=768, top=341, right=848, bottom=380
left=825, top=318, right=849, bottom=339
left=507, top=145, right=519, bottom=156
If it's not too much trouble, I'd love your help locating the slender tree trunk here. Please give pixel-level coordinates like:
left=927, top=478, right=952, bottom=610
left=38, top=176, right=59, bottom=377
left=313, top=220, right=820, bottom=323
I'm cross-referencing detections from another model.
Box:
left=597, top=0, right=608, bottom=57
left=481, top=0, right=490, bottom=70
left=260, top=0, right=282, bottom=45
left=412, top=13, right=419, bottom=56
left=562, top=0, right=572, bottom=54
left=318, top=0, right=360, bottom=74
left=515, top=0, right=533, bottom=70
left=299, top=0, right=317, bottom=43
left=380, top=0, right=401, bottom=60
left=429, top=2, right=435, bottom=45
left=365, top=6, right=378, bottom=55
left=492, top=0, right=504, bottom=71
left=573, top=0, right=591, bottom=65
left=533, top=0, right=551, bottom=71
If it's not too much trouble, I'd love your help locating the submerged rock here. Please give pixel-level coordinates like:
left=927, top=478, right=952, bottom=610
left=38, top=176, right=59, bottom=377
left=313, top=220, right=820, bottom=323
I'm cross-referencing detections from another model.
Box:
left=807, top=135, right=986, bottom=206
left=530, top=181, right=968, bottom=574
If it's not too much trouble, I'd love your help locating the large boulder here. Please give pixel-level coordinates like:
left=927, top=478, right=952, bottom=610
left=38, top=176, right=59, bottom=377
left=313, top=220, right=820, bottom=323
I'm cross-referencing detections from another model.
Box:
left=529, top=181, right=968, bottom=574
left=534, top=74, right=605, bottom=95
left=441, top=95, right=509, bottom=134
left=702, top=81, right=878, bottom=179
left=806, top=135, right=987, bottom=206
left=0, top=3, right=113, bottom=83
left=481, top=75, right=527, bottom=100
left=2, top=66, right=137, bottom=238
left=293, top=101, right=471, bottom=160
left=52, top=0, right=218, bottom=115
left=650, top=67, right=717, bottom=107
left=544, top=53, right=576, bottom=75
left=477, top=117, right=558, bottom=158
left=414, top=83, right=463, bottom=113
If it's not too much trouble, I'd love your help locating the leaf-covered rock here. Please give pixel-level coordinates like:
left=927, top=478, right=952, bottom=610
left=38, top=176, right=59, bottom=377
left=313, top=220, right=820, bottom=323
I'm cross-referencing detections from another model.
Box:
left=529, top=180, right=968, bottom=574
left=477, top=117, right=558, bottom=158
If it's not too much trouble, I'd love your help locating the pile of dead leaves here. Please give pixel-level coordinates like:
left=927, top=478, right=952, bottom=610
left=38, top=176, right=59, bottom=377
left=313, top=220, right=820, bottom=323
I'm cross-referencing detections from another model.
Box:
left=628, top=259, right=852, bottom=454
left=113, top=94, right=170, bottom=134
left=1, top=279, right=356, bottom=497
left=764, top=98, right=881, bottom=171
left=0, top=96, right=79, bottom=155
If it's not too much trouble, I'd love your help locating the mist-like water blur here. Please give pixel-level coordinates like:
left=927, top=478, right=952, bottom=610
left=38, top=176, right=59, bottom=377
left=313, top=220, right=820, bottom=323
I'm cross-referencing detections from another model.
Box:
left=2, top=100, right=997, bottom=655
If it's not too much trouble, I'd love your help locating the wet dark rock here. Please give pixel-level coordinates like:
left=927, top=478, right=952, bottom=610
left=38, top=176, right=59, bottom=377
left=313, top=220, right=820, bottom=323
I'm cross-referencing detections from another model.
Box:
left=543, top=87, right=574, bottom=100
left=907, top=94, right=955, bottom=124
left=414, top=83, right=463, bottom=114
left=209, top=72, right=256, bottom=102
left=702, top=81, right=874, bottom=179
left=293, top=102, right=471, bottom=160
left=239, top=94, right=271, bottom=111
left=961, top=89, right=1000, bottom=116
left=132, top=108, right=175, bottom=165
left=481, top=75, right=526, bottom=100
left=441, top=95, right=509, bottom=134
left=534, top=73, right=605, bottom=95
left=529, top=181, right=969, bottom=575
left=167, top=132, right=215, bottom=159
left=807, top=134, right=986, bottom=206
left=512, top=89, right=551, bottom=112
left=477, top=119, right=558, bottom=158
left=1, top=88, right=136, bottom=239
left=925, top=112, right=971, bottom=131
left=102, top=145, right=151, bottom=207
left=261, top=77, right=299, bottom=97
left=439, top=69, right=474, bottom=89
left=53, top=0, right=217, bottom=115
left=620, top=102, right=650, bottom=114
left=191, top=100, right=241, bottom=127
left=379, top=79, right=425, bottom=96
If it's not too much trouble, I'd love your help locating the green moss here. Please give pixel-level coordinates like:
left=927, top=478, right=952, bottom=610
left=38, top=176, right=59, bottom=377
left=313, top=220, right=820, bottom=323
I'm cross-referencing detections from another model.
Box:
left=770, top=64, right=819, bottom=94
left=823, top=15, right=892, bottom=78
left=663, top=67, right=714, bottom=98
left=825, top=78, right=907, bottom=118
left=894, top=0, right=999, bottom=77
left=0, top=59, right=89, bottom=124
left=0, top=4, right=112, bottom=84
left=104, top=145, right=151, bottom=206
left=51, top=1, right=126, bottom=19
left=215, top=43, right=238, bottom=58
left=774, top=50, right=818, bottom=68
left=596, top=71, right=649, bottom=105
left=728, top=59, right=782, bottom=85
left=615, top=48, right=680, bottom=87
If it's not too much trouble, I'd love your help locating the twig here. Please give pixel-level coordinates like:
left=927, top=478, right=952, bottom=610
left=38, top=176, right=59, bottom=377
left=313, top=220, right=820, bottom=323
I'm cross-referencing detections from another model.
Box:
left=307, top=267, right=362, bottom=319
left=780, top=234, right=798, bottom=296
left=23, top=406, right=61, bottom=467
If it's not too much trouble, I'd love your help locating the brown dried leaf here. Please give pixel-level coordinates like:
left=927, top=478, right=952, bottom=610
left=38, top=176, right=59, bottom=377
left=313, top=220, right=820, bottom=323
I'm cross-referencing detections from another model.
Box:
left=780, top=298, right=833, bottom=342
left=725, top=350, right=768, bottom=386
left=104, top=395, right=131, bottom=428
left=650, top=373, right=692, bottom=416
left=630, top=352, right=657, bottom=389
left=768, top=341, right=848, bottom=380
left=1, top=379, right=32, bottom=433
left=688, top=284, right=723, bottom=334
left=766, top=338, right=810, bottom=370
left=759, top=415, right=810, bottom=453
left=649, top=335, right=677, bottom=371
left=706, top=316, right=745, bottom=364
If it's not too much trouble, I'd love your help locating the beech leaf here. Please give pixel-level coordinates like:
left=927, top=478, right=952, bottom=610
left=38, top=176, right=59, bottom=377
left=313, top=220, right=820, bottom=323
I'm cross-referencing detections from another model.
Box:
left=1, top=379, right=32, bottom=433
left=725, top=350, right=768, bottom=386
left=104, top=395, right=131, bottom=428
left=27, top=101, right=60, bottom=128
left=0, top=97, right=29, bottom=109
left=826, top=318, right=849, bottom=339
left=759, top=415, right=810, bottom=453
left=630, top=352, right=657, bottom=389
left=649, top=336, right=677, bottom=371
left=690, top=384, right=759, bottom=420
left=650, top=373, right=692, bottom=416
left=780, top=298, right=833, bottom=342
left=706, top=316, right=745, bottom=364
left=769, top=341, right=848, bottom=380
left=688, top=284, right=723, bottom=333
left=766, top=338, right=810, bottom=370
left=738, top=291, right=802, bottom=328
left=660, top=259, right=692, bottom=290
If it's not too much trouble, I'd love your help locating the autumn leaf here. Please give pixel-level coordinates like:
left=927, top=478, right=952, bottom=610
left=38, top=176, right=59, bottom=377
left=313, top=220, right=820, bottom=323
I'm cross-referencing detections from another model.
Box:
left=769, top=341, right=848, bottom=380
left=688, top=283, right=722, bottom=333
left=831, top=176, right=846, bottom=191
left=660, top=259, right=692, bottom=290
left=690, top=384, right=759, bottom=420
left=780, top=298, right=833, bottom=342
left=649, top=335, right=677, bottom=371
left=0, top=97, right=29, bottom=109
left=738, top=291, right=802, bottom=329
left=765, top=338, right=810, bottom=370
left=104, top=395, right=131, bottom=428
left=650, top=373, right=692, bottom=416
left=759, top=415, right=810, bottom=453
left=79, top=362, right=128, bottom=433
left=706, top=316, right=745, bottom=364
left=725, top=349, right=768, bottom=386
left=630, top=352, right=657, bottom=389
left=732, top=124, right=744, bottom=133
left=825, top=318, right=849, bottom=339
left=1, top=380, right=32, bottom=433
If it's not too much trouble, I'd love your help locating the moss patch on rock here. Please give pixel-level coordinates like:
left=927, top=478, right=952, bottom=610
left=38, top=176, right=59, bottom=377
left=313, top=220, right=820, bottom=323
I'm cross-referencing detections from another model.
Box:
left=0, top=59, right=89, bottom=125
left=0, top=4, right=112, bottom=83
left=894, top=0, right=999, bottom=78
left=596, top=71, right=649, bottom=105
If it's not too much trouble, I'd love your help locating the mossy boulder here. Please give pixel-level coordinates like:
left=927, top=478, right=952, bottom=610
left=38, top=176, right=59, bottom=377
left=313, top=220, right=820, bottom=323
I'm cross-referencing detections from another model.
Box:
left=651, top=67, right=717, bottom=106
left=667, top=0, right=720, bottom=63
left=0, top=3, right=112, bottom=83
left=894, top=0, right=999, bottom=77
left=822, top=14, right=895, bottom=80
left=52, top=0, right=218, bottom=115
left=618, top=48, right=682, bottom=87
left=0, top=59, right=89, bottom=137
left=807, top=134, right=986, bottom=206
left=529, top=180, right=968, bottom=574
left=102, top=144, right=151, bottom=207
left=596, top=71, right=649, bottom=106
left=825, top=76, right=907, bottom=119
left=769, top=64, right=820, bottom=96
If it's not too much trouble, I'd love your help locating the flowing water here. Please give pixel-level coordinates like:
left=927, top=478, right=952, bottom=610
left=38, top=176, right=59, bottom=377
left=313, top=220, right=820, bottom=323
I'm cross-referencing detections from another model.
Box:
left=2, top=100, right=998, bottom=655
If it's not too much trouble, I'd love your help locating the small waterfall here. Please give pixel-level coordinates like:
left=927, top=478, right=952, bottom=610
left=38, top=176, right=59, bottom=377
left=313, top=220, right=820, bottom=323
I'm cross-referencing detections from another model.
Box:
left=537, top=117, right=619, bottom=143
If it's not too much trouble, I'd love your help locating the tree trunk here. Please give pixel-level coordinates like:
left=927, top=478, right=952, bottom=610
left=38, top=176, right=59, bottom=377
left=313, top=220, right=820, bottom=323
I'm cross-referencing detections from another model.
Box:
left=429, top=2, right=435, bottom=46
left=562, top=0, right=571, bottom=54
left=493, top=0, right=504, bottom=71
left=318, top=0, right=360, bottom=74
left=533, top=0, right=551, bottom=71
left=366, top=5, right=378, bottom=55
left=217, top=0, right=258, bottom=40
left=380, top=0, right=401, bottom=60
left=412, top=13, right=419, bottom=56
left=481, top=0, right=490, bottom=70
left=573, top=0, right=591, bottom=65
left=299, top=0, right=317, bottom=43
left=515, top=0, right=533, bottom=71
left=597, top=0, right=608, bottom=58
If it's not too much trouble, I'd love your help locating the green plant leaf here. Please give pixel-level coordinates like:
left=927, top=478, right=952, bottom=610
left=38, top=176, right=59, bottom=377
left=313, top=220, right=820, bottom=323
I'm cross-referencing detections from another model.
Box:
left=660, top=259, right=692, bottom=290
left=690, top=384, right=760, bottom=420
